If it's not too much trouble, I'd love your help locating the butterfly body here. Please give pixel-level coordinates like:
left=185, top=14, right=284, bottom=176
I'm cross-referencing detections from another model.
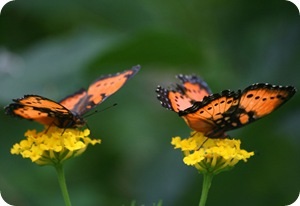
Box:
left=5, top=65, right=140, bottom=128
left=157, top=75, right=296, bottom=138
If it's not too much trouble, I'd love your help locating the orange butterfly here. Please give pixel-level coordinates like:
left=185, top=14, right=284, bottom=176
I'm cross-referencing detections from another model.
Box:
left=156, top=74, right=296, bottom=138
left=5, top=65, right=140, bottom=128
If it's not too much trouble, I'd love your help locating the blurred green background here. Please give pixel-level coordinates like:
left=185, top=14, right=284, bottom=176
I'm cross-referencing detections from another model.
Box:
left=0, top=0, right=299, bottom=205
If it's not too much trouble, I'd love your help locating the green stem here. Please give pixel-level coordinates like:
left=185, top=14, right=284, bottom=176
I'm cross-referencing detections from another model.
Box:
left=55, top=163, right=72, bottom=206
left=199, top=172, right=214, bottom=206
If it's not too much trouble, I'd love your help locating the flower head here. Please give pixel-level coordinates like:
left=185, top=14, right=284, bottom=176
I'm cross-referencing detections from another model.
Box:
left=171, top=131, right=254, bottom=174
left=11, top=127, right=101, bottom=165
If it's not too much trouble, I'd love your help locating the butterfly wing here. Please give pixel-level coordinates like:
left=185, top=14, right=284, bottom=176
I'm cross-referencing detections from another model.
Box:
left=4, top=95, right=81, bottom=128
left=156, top=86, right=194, bottom=112
left=70, top=65, right=140, bottom=115
left=179, top=83, right=296, bottom=138
left=156, top=74, right=212, bottom=112
left=176, top=74, right=212, bottom=102
left=179, top=90, right=241, bottom=137
left=59, top=88, right=87, bottom=111
left=237, top=83, right=296, bottom=125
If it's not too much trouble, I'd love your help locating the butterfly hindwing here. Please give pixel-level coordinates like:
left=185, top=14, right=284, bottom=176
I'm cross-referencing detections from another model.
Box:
left=179, top=90, right=241, bottom=137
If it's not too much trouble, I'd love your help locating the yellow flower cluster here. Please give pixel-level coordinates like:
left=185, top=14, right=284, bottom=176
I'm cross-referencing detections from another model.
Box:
left=171, top=132, right=254, bottom=174
left=11, top=127, right=101, bottom=165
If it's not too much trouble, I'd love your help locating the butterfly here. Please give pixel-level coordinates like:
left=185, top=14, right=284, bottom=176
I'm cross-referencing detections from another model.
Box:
left=5, top=65, right=140, bottom=128
left=156, top=74, right=296, bottom=138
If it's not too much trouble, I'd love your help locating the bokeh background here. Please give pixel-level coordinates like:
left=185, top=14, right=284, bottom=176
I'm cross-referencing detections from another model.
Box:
left=0, top=0, right=299, bottom=206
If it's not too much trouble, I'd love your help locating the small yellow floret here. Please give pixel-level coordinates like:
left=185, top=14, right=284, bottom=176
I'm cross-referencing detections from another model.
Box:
left=11, top=127, right=101, bottom=165
left=171, top=132, right=254, bottom=174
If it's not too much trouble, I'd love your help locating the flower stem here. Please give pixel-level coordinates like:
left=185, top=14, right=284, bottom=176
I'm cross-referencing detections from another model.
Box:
left=199, top=172, right=213, bottom=206
left=55, top=163, right=72, bottom=206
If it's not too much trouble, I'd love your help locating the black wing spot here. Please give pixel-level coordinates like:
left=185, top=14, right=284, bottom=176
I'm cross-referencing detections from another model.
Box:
left=276, top=94, right=286, bottom=100
left=247, top=94, right=253, bottom=98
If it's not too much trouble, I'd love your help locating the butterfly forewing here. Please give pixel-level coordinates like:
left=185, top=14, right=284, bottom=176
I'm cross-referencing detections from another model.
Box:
left=239, top=83, right=296, bottom=119
left=72, top=65, right=140, bottom=115
left=169, top=91, right=193, bottom=112
left=156, top=74, right=212, bottom=112
left=176, top=74, right=212, bottom=102
left=59, top=88, right=87, bottom=111
left=181, top=82, right=211, bottom=102
left=5, top=95, right=75, bottom=127
left=156, top=86, right=191, bottom=112
left=11, top=95, right=70, bottom=114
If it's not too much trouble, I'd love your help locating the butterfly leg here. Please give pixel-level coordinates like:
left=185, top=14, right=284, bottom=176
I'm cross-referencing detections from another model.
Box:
left=61, top=128, right=67, bottom=135
left=44, top=122, right=55, bottom=134
left=197, top=137, right=209, bottom=150
left=44, top=121, right=66, bottom=135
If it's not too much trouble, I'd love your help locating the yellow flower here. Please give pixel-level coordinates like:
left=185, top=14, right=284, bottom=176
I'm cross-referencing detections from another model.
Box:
left=11, top=127, right=101, bottom=165
left=171, top=131, right=254, bottom=174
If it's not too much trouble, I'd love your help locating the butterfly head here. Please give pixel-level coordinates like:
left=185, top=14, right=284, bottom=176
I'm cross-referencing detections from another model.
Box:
left=68, top=113, right=86, bottom=128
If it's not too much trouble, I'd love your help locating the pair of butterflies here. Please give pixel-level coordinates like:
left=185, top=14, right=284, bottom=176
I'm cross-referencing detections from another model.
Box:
left=156, top=74, right=296, bottom=138
left=5, top=66, right=296, bottom=139
left=5, top=65, right=141, bottom=128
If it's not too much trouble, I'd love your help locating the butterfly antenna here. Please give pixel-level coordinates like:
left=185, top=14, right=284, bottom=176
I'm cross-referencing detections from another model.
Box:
left=83, top=103, right=118, bottom=118
left=85, top=123, right=98, bottom=137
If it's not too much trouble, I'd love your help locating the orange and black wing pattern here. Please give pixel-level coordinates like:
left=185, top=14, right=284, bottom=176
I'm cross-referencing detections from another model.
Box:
left=5, top=65, right=140, bottom=128
left=59, top=88, right=87, bottom=111
left=179, top=83, right=296, bottom=138
left=4, top=95, right=83, bottom=128
left=69, top=65, right=140, bottom=115
left=156, top=74, right=212, bottom=112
